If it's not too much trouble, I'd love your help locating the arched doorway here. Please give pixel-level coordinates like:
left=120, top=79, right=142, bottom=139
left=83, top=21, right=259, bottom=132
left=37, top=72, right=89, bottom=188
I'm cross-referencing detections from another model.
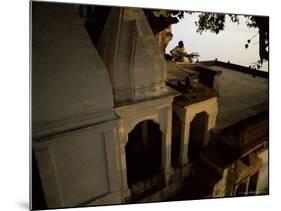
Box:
left=236, top=183, right=247, bottom=197
left=125, top=120, right=162, bottom=189
left=188, top=112, right=209, bottom=161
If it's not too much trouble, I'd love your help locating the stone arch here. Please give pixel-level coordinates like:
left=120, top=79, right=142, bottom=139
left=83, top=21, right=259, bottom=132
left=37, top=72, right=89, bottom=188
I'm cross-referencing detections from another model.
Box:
left=185, top=97, right=218, bottom=147
left=123, top=116, right=160, bottom=145
left=125, top=120, right=163, bottom=190
left=188, top=111, right=209, bottom=161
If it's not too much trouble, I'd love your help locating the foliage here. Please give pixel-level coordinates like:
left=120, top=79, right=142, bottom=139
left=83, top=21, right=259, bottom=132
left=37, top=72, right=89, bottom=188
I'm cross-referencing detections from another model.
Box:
left=195, top=13, right=226, bottom=34
left=191, top=12, right=269, bottom=67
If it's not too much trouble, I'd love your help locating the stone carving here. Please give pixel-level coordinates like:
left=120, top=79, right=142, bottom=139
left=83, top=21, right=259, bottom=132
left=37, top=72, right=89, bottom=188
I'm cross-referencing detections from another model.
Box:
left=98, top=8, right=170, bottom=105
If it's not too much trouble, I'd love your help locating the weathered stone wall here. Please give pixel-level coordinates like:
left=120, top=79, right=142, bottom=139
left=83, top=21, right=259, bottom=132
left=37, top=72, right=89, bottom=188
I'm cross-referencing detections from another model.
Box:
left=32, top=2, right=115, bottom=137
left=33, top=123, right=122, bottom=208
left=32, top=2, right=122, bottom=209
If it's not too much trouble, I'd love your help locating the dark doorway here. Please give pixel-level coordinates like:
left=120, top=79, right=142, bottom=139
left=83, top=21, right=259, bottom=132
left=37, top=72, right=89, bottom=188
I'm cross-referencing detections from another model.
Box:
left=236, top=183, right=247, bottom=197
left=248, top=172, right=259, bottom=195
left=171, top=112, right=181, bottom=167
left=125, top=120, right=162, bottom=187
left=188, top=112, right=208, bottom=161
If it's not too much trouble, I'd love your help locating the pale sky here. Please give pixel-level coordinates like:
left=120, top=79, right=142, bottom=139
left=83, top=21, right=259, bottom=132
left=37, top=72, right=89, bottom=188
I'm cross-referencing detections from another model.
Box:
left=166, top=13, right=268, bottom=71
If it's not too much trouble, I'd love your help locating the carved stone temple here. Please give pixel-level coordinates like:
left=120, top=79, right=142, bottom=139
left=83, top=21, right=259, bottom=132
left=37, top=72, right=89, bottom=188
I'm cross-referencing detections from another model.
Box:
left=32, top=2, right=269, bottom=210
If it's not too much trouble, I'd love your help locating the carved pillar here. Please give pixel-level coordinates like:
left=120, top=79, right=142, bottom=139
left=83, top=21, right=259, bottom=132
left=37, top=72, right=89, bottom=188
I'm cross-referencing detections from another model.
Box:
left=118, top=125, right=131, bottom=201
left=161, top=105, right=173, bottom=184
left=103, top=130, right=122, bottom=193
left=178, top=110, right=195, bottom=166
left=178, top=119, right=190, bottom=166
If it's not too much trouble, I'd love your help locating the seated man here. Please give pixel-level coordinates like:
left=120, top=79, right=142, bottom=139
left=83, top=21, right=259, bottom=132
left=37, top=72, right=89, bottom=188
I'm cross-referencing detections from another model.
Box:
left=170, top=40, right=193, bottom=62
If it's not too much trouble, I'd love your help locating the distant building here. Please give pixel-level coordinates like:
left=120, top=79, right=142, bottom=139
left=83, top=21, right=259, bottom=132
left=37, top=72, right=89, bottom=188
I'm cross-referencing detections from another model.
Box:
left=32, top=2, right=268, bottom=210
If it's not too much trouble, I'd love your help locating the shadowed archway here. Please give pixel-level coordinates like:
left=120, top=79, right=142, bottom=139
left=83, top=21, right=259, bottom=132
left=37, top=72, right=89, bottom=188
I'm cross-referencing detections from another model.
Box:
left=188, top=111, right=209, bottom=161
left=125, top=120, right=162, bottom=187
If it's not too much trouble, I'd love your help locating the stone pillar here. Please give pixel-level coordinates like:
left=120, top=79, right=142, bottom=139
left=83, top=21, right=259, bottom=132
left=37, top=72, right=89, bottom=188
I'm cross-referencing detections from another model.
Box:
left=178, top=119, right=190, bottom=166
left=178, top=111, right=195, bottom=166
left=205, top=108, right=218, bottom=147
left=245, top=177, right=251, bottom=196
left=103, top=130, right=122, bottom=193
left=161, top=105, right=173, bottom=184
left=119, top=136, right=131, bottom=201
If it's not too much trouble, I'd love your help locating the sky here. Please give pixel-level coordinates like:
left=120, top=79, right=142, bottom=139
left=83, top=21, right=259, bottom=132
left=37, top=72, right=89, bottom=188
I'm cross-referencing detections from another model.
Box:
left=166, top=13, right=268, bottom=71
